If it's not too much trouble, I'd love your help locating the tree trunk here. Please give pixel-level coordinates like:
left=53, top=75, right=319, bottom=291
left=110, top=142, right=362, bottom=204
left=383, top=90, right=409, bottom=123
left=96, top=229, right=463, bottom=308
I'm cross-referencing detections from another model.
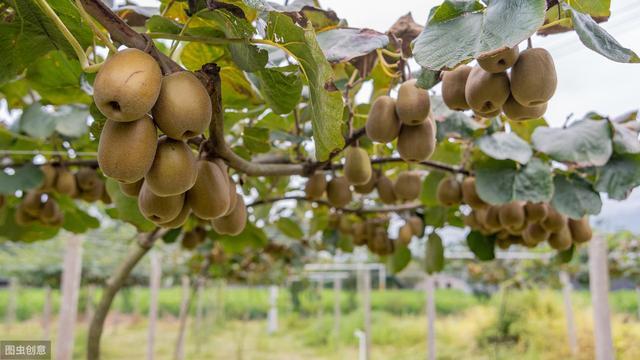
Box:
left=588, top=236, right=614, bottom=360
left=55, top=235, right=84, bottom=360
left=559, top=271, right=578, bottom=355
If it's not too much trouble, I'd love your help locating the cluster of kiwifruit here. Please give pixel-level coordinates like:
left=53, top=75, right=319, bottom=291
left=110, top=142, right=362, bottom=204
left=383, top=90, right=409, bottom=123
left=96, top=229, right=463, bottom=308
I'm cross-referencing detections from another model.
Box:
left=366, top=79, right=437, bottom=162
left=436, top=176, right=592, bottom=250
left=181, top=226, right=207, bottom=250
left=441, top=46, right=557, bottom=121
left=330, top=213, right=424, bottom=256
left=304, top=170, right=422, bottom=207
left=93, top=48, right=246, bottom=234
left=15, top=191, right=64, bottom=227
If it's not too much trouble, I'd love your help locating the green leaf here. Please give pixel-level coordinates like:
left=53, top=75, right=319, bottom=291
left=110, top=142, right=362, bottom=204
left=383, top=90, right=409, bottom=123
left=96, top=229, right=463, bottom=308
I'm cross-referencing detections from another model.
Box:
left=243, top=126, right=271, bottom=153
left=476, top=132, right=532, bottom=164
left=19, top=102, right=57, bottom=139
left=309, top=206, right=329, bottom=235
left=414, top=0, right=546, bottom=70
left=506, top=117, right=548, bottom=142
left=420, top=171, right=446, bottom=207
left=0, top=0, right=92, bottom=84
left=215, top=222, right=268, bottom=254
left=0, top=207, right=59, bottom=243
left=532, top=119, right=612, bottom=166
left=0, top=78, right=30, bottom=108
left=56, top=196, right=99, bottom=234
left=276, top=217, right=304, bottom=239
left=436, top=112, right=481, bottom=140
left=391, top=244, right=412, bottom=274
left=105, top=179, right=155, bottom=232
left=18, top=102, right=89, bottom=139
left=180, top=42, right=225, bottom=71
left=198, top=10, right=268, bottom=72
left=611, top=122, right=640, bottom=154
left=26, top=50, right=90, bottom=105
left=425, top=232, right=445, bottom=274
left=416, top=68, right=441, bottom=90
left=554, top=244, right=575, bottom=264
left=146, top=15, right=183, bottom=34
left=567, top=0, right=610, bottom=17
left=475, top=158, right=553, bottom=205
left=254, top=67, right=302, bottom=114
left=430, top=140, right=462, bottom=165
left=220, top=65, right=263, bottom=109
left=265, top=12, right=344, bottom=161
left=162, top=228, right=182, bottom=244
left=0, top=164, right=43, bottom=194
left=568, top=6, right=639, bottom=63
left=316, top=28, right=389, bottom=63
left=54, top=106, right=89, bottom=138
left=551, top=175, right=602, bottom=219
left=466, top=231, right=495, bottom=261
left=595, top=154, right=640, bottom=200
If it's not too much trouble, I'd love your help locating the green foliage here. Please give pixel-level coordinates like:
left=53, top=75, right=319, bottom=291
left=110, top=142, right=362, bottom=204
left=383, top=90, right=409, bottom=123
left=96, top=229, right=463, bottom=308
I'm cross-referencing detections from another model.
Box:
left=425, top=232, right=445, bottom=274
left=467, top=231, right=495, bottom=261
left=476, top=132, right=532, bottom=164
left=551, top=174, right=602, bottom=219
left=105, top=179, right=155, bottom=232
left=475, top=158, right=553, bottom=205
left=0, top=164, right=43, bottom=194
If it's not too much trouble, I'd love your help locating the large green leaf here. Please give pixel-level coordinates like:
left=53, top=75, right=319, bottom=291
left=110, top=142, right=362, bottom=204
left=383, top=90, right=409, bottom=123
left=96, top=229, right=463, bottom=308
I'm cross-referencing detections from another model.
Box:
left=476, top=132, right=532, bottom=164
left=425, top=232, right=445, bottom=274
left=0, top=207, right=59, bottom=242
left=0, top=0, right=92, bottom=84
left=466, top=231, right=495, bottom=261
left=56, top=196, right=99, bottom=234
left=254, top=67, right=302, bottom=114
left=316, top=28, right=389, bottom=63
left=391, top=244, right=412, bottom=274
left=611, top=122, right=640, bottom=154
left=436, top=112, right=481, bottom=140
left=420, top=171, right=446, bottom=207
left=180, top=42, right=225, bottom=71
left=275, top=217, right=304, bottom=240
left=18, top=102, right=89, bottom=139
left=243, top=126, right=271, bottom=154
left=532, top=119, right=612, bottom=166
left=506, top=117, right=548, bottom=142
left=105, top=179, right=155, bottom=232
left=568, top=6, right=639, bottom=63
left=595, top=154, right=640, bottom=200
left=26, top=50, right=90, bottom=105
left=475, top=158, right=553, bottom=205
left=567, top=0, right=610, bottom=17
left=413, top=0, right=546, bottom=70
left=265, top=12, right=344, bottom=161
left=551, top=175, right=602, bottom=219
left=215, top=222, right=268, bottom=254
left=0, top=164, right=43, bottom=194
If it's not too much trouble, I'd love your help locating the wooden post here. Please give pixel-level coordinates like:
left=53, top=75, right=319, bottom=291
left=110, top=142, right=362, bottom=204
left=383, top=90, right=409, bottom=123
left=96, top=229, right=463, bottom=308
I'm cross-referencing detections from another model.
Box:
left=147, top=250, right=161, bottom=360
left=588, top=236, right=614, bottom=360
left=194, top=279, right=205, bottom=351
left=559, top=271, right=578, bottom=356
left=42, top=285, right=52, bottom=338
left=333, top=277, right=341, bottom=337
left=378, top=266, right=386, bottom=291
left=425, top=274, right=436, bottom=360
left=174, top=276, right=191, bottom=360
left=267, top=285, right=278, bottom=334
left=361, top=269, right=371, bottom=360
left=55, top=235, right=84, bottom=360
left=4, top=277, right=17, bottom=333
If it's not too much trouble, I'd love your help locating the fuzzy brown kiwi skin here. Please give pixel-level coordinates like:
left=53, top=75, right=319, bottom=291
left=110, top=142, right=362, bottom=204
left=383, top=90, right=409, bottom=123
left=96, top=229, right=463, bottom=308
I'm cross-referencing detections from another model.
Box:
left=436, top=177, right=462, bottom=206
left=39, top=164, right=58, bottom=192
left=396, top=79, right=431, bottom=125
left=393, top=172, right=421, bottom=202
left=119, top=179, right=144, bottom=198
left=138, top=182, right=185, bottom=224
left=503, top=95, right=547, bottom=121
left=522, top=222, right=550, bottom=246
left=158, top=202, right=191, bottom=229
left=145, top=138, right=198, bottom=197
left=464, top=66, right=510, bottom=114
left=211, top=194, right=247, bottom=236
left=354, top=170, right=378, bottom=194
left=366, top=95, right=402, bottom=143
left=305, top=173, right=327, bottom=200
left=343, top=147, right=372, bottom=186
left=498, top=202, right=526, bottom=229
left=477, top=46, right=520, bottom=74
left=461, top=177, right=487, bottom=209
left=407, top=216, right=424, bottom=237
left=525, top=202, right=548, bottom=223
left=442, top=65, right=472, bottom=111
left=510, top=48, right=557, bottom=107
left=326, top=177, right=352, bottom=208
left=376, top=175, right=397, bottom=204
left=484, top=206, right=502, bottom=231
left=187, top=160, right=230, bottom=220
left=397, top=118, right=436, bottom=162
left=540, top=206, right=567, bottom=233
left=548, top=225, right=572, bottom=250
left=568, top=217, right=592, bottom=243
left=55, top=168, right=78, bottom=197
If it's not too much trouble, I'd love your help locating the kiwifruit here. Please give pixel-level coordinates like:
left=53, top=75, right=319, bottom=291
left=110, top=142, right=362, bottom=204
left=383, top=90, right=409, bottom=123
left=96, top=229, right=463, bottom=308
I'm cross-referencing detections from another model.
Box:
left=157, top=202, right=191, bottom=229
left=548, top=225, right=572, bottom=251
left=498, top=202, right=526, bottom=229
left=39, top=199, right=59, bottom=222
left=464, top=66, right=510, bottom=114
left=152, top=71, right=212, bottom=140
left=225, top=176, right=238, bottom=216
left=187, top=160, right=230, bottom=219
left=328, top=213, right=340, bottom=229
left=568, top=217, right=592, bottom=243
left=461, top=177, right=487, bottom=209
left=408, top=216, right=424, bottom=237
left=524, top=202, right=548, bottom=223
left=436, top=177, right=462, bottom=206
left=376, top=175, right=397, bottom=204
left=22, top=191, right=43, bottom=217
left=138, top=181, right=185, bottom=224
left=442, top=65, right=472, bottom=111
left=43, top=209, right=64, bottom=227
left=366, top=95, right=402, bottom=142
left=39, top=164, right=57, bottom=192
left=338, top=216, right=352, bottom=235
left=477, top=46, right=520, bottom=73
left=393, top=172, right=421, bottom=201
left=463, top=212, right=480, bottom=229
left=398, top=223, right=413, bottom=245
left=473, top=207, right=489, bottom=229
left=510, top=48, right=557, bottom=107
left=396, top=79, right=431, bottom=125
left=502, top=95, right=547, bottom=121
left=181, top=227, right=206, bottom=250
left=496, top=237, right=511, bottom=250
left=75, top=168, right=100, bottom=192
left=98, top=116, right=158, bottom=183
left=344, top=147, right=372, bottom=185
left=55, top=168, right=78, bottom=197
left=354, top=170, right=378, bottom=194
left=540, top=206, right=566, bottom=233
left=352, top=222, right=367, bottom=246
left=145, top=138, right=198, bottom=196
left=211, top=194, right=247, bottom=236
left=397, top=119, right=436, bottom=162
left=80, top=181, right=104, bottom=202
left=119, top=179, right=144, bottom=198
left=473, top=108, right=502, bottom=118
left=484, top=206, right=502, bottom=231
left=100, top=182, right=112, bottom=204
left=326, top=177, right=352, bottom=208
left=15, top=205, right=37, bottom=226
left=93, top=48, right=162, bottom=122
left=305, top=173, right=327, bottom=200
left=522, top=223, right=550, bottom=246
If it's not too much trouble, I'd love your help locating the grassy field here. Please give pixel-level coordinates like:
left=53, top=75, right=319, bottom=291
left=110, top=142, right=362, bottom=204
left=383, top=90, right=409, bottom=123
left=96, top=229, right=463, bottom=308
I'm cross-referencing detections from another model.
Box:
left=1, top=287, right=640, bottom=359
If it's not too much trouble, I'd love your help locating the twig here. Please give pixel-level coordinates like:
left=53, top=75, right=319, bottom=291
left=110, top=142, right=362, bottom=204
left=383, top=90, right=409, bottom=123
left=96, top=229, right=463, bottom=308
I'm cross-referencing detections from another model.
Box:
left=246, top=195, right=423, bottom=214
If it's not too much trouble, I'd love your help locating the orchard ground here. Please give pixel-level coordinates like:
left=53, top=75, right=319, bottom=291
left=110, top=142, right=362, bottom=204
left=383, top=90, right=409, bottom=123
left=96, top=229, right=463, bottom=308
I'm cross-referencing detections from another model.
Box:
left=2, top=287, right=640, bottom=359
